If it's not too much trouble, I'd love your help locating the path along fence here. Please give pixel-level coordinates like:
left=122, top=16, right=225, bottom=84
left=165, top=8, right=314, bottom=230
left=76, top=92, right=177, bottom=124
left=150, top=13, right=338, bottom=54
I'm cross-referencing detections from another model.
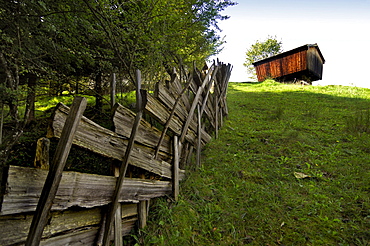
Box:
left=0, top=60, right=232, bottom=245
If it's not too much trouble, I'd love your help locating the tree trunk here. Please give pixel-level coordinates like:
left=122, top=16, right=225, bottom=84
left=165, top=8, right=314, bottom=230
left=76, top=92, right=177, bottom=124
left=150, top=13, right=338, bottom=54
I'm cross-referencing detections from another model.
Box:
left=0, top=51, right=19, bottom=124
left=95, top=72, right=103, bottom=113
left=0, top=102, right=3, bottom=146
left=24, top=75, right=37, bottom=124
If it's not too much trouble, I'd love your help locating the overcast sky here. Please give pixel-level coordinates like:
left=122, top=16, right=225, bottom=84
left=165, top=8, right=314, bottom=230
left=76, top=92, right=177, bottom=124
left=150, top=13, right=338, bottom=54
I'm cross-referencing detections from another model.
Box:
left=215, top=0, right=370, bottom=88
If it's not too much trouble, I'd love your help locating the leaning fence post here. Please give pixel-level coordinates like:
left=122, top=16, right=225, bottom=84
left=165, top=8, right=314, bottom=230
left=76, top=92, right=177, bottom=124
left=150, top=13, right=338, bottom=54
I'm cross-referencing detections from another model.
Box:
left=25, top=96, right=87, bottom=246
left=215, top=96, right=219, bottom=139
left=111, top=73, right=116, bottom=109
left=196, top=104, right=202, bottom=167
left=138, top=200, right=148, bottom=229
left=102, top=70, right=143, bottom=246
left=173, top=136, right=180, bottom=201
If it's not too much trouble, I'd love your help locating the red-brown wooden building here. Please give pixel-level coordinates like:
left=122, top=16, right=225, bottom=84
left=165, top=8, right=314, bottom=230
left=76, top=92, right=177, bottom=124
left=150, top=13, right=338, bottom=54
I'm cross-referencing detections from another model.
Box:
left=252, top=44, right=325, bottom=83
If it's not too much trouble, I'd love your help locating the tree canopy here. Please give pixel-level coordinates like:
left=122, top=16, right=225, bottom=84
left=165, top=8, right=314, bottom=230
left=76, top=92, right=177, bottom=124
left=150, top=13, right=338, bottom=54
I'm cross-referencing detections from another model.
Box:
left=0, top=0, right=236, bottom=163
left=243, top=36, right=283, bottom=81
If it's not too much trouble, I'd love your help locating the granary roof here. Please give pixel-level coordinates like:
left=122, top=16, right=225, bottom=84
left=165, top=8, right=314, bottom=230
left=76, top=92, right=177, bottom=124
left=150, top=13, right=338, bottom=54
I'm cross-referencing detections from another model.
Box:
left=252, top=44, right=325, bottom=66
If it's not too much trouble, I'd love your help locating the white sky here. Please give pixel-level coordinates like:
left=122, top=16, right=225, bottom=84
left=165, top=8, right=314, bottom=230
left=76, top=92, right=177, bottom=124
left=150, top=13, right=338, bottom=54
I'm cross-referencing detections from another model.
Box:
left=214, top=0, right=370, bottom=88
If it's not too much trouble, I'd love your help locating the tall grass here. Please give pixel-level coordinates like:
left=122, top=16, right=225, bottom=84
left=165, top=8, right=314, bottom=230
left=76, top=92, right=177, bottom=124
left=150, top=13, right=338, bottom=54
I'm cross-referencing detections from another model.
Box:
left=139, top=81, right=370, bottom=245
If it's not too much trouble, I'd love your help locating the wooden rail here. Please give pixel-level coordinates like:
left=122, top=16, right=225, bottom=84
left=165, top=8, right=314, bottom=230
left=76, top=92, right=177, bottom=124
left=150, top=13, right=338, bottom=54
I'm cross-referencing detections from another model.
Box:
left=0, top=61, right=232, bottom=245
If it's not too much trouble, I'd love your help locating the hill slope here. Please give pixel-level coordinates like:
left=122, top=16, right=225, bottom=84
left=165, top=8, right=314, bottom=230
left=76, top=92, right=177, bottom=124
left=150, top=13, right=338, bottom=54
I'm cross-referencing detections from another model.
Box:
left=141, top=81, right=370, bottom=245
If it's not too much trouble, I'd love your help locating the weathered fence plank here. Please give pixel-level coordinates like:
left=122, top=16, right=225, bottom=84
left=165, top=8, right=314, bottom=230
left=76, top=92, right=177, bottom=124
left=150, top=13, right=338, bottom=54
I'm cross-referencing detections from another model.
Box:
left=111, top=73, right=116, bottom=108
left=39, top=218, right=136, bottom=246
left=113, top=103, right=172, bottom=157
left=1, top=208, right=101, bottom=245
left=0, top=62, right=232, bottom=245
left=49, top=103, right=185, bottom=178
left=0, top=206, right=137, bottom=246
left=1, top=166, right=173, bottom=215
left=143, top=92, right=211, bottom=146
left=156, top=82, right=216, bottom=137
left=103, top=69, right=143, bottom=246
left=138, top=200, right=149, bottom=229
left=26, top=96, right=87, bottom=246
left=168, top=76, right=191, bottom=111
left=180, top=66, right=218, bottom=143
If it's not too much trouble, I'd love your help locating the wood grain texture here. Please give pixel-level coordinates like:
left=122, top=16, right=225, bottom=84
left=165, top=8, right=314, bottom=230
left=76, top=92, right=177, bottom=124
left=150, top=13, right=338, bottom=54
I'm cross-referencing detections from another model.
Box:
left=0, top=206, right=137, bottom=246
left=155, top=82, right=212, bottom=143
left=49, top=103, right=183, bottom=178
left=26, top=96, right=87, bottom=246
left=113, top=103, right=172, bottom=157
left=143, top=92, right=210, bottom=146
left=1, top=166, right=173, bottom=215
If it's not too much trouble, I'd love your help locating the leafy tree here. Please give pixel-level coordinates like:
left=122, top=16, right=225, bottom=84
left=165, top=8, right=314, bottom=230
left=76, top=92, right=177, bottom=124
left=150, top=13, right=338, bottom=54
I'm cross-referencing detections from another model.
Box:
left=83, top=0, right=237, bottom=87
left=0, top=0, right=236, bottom=164
left=244, top=35, right=283, bottom=80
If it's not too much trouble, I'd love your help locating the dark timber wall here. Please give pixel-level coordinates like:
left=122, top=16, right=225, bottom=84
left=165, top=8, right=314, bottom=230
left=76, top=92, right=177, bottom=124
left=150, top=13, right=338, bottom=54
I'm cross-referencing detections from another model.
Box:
left=253, top=44, right=325, bottom=83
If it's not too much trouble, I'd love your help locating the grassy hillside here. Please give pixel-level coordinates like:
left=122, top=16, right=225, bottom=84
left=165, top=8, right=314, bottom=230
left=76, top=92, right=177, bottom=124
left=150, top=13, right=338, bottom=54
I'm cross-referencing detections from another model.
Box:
left=139, top=81, right=370, bottom=245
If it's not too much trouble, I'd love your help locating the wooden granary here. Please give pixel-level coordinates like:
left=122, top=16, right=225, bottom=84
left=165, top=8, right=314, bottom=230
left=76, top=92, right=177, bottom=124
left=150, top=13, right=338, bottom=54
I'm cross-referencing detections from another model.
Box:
left=252, top=44, right=325, bottom=83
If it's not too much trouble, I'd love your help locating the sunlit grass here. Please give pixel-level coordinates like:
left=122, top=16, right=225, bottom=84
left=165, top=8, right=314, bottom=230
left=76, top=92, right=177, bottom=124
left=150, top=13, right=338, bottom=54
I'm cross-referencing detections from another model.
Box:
left=35, top=95, right=95, bottom=112
left=140, top=81, right=370, bottom=245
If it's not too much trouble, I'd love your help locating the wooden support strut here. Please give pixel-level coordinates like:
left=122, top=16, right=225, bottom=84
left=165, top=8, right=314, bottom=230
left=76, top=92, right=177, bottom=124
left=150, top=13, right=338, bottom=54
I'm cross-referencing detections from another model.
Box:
left=102, top=70, right=143, bottom=246
left=179, top=65, right=218, bottom=143
left=111, top=73, right=116, bottom=109
left=196, top=104, right=202, bottom=167
left=154, top=78, right=192, bottom=159
left=25, top=96, right=87, bottom=246
left=173, top=136, right=180, bottom=201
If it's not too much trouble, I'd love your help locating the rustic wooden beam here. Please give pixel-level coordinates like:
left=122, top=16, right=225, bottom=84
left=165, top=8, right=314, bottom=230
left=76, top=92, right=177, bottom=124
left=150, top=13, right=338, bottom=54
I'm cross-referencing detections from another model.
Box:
left=180, top=65, right=218, bottom=143
left=1, top=166, right=173, bottom=215
left=26, top=96, right=87, bottom=246
left=114, top=204, right=123, bottom=246
left=144, top=91, right=211, bottom=147
left=102, top=69, right=143, bottom=246
left=49, top=103, right=182, bottom=178
left=215, top=96, right=219, bottom=139
left=113, top=168, right=123, bottom=246
left=155, top=82, right=214, bottom=137
left=40, top=227, right=98, bottom=246
left=196, top=105, right=202, bottom=167
left=153, top=80, right=192, bottom=159
left=111, top=73, right=116, bottom=109
left=0, top=205, right=137, bottom=246
left=173, top=136, right=179, bottom=201
left=170, top=76, right=191, bottom=111
left=155, top=82, right=188, bottom=121
left=138, top=200, right=148, bottom=229
left=113, top=103, right=172, bottom=157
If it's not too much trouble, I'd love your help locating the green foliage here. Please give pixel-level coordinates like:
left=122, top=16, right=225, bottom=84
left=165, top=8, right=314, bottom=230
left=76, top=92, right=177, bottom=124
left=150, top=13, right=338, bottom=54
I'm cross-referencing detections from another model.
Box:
left=1, top=0, right=236, bottom=161
left=243, top=36, right=283, bottom=80
left=142, top=82, right=370, bottom=245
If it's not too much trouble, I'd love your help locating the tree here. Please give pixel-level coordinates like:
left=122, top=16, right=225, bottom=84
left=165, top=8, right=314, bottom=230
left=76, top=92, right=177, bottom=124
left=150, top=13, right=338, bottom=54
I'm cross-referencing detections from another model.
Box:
left=0, top=0, right=236, bottom=164
left=83, top=0, right=237, bottom=87
left=244, top=36, right=283, bottom=80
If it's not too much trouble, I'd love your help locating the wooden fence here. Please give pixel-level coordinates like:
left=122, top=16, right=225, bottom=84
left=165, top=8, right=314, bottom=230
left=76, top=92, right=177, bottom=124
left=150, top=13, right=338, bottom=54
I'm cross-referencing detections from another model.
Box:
left=0, top=61, right=232, bottom=246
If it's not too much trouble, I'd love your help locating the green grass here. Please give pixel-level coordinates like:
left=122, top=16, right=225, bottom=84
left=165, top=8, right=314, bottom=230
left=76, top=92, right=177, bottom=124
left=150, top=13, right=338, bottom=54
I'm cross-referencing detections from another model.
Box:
left=139, top=80, right=370, bottom=245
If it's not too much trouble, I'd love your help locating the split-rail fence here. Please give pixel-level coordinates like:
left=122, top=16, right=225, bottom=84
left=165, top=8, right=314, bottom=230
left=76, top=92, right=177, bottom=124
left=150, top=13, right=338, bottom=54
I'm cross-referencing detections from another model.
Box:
left=0, top=60, right=232, bottom=246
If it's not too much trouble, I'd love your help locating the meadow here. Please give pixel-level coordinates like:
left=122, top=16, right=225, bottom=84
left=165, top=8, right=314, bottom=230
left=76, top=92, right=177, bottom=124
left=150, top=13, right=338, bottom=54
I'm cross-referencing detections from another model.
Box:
left=140, top=80, right=370, bottom=245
